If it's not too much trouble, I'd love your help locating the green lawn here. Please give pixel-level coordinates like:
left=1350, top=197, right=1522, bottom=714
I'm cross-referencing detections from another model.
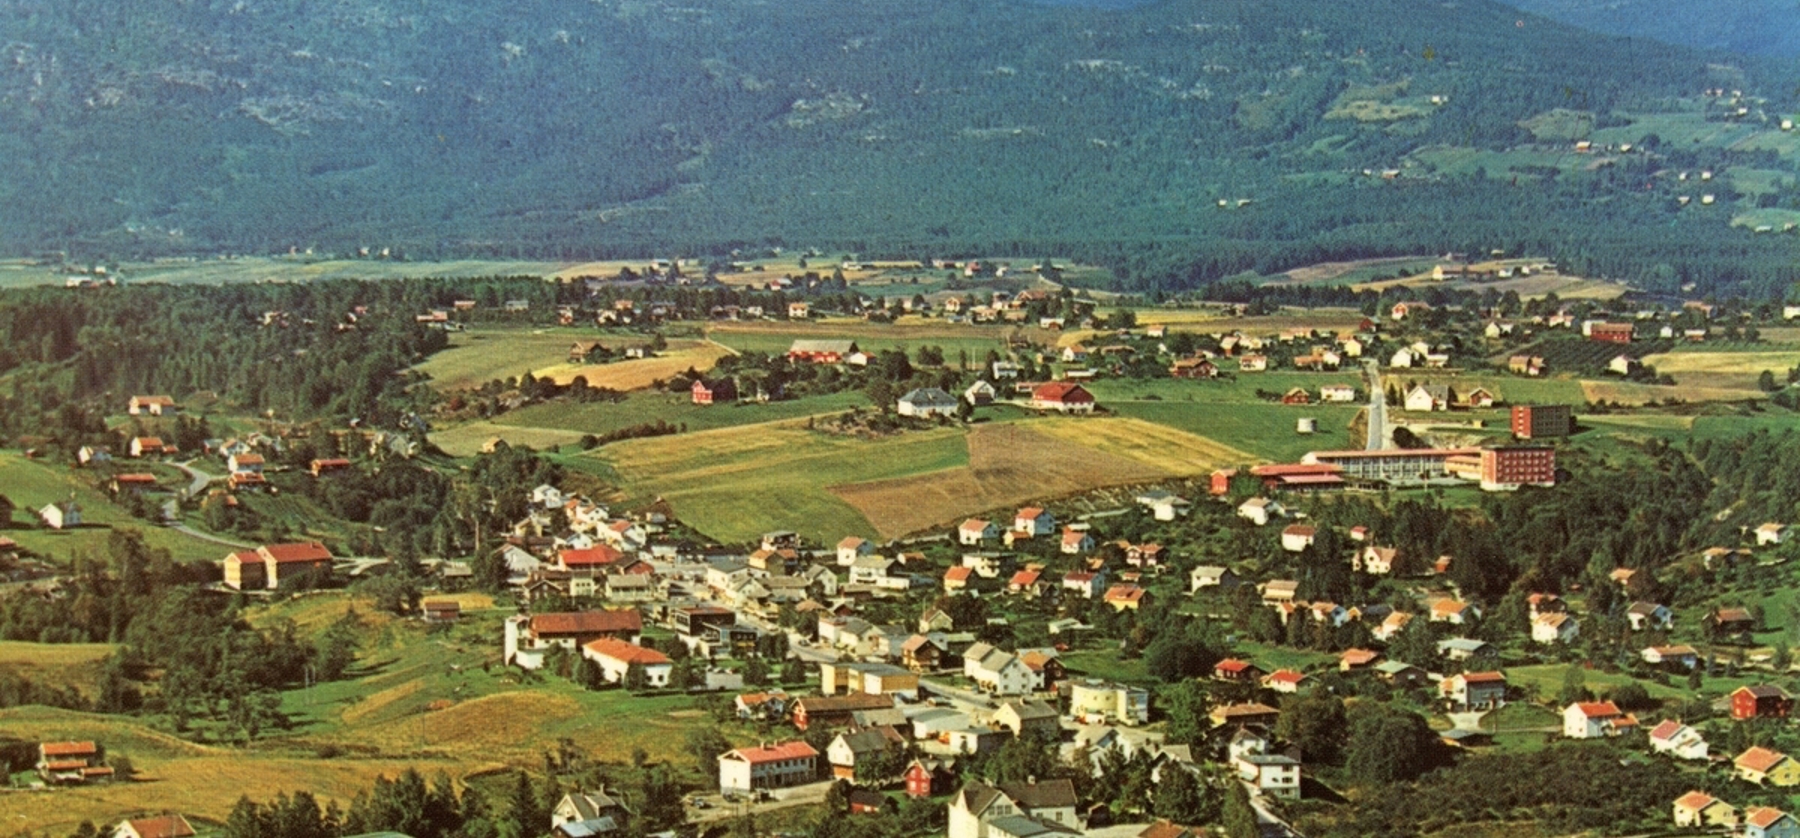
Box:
left=1231, top=642, right=1340, bottom=673
left=1505, top=664, right=1690, bottom=702
left=494, top=390, right=872, bottom=438
left=1111, top=401, right=1363, bottom=463
left=0, top=451, right=221, bottom=563
left=1058, top=650, right=1154, bottom=686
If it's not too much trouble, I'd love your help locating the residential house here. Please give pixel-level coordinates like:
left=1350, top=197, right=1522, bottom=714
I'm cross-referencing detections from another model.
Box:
left=1014, top=508, right=1056, bottom=536
left=1563, top=701, right=1637, bottom=739
left=1374, top=660, right=1431, bottom=689
left=128, top=437, right=166, bottom=458
left=582, top=639, right=672, bottom=687
left=1356, top=546, right=1397, bottom=575
left=827, top=726, right=908, bottom=780
left=947, top=779, right=1081, bottom=838
left=1062, top=570, right=1104, bottom=600
left=1103, top=585, right=1148, bottom=611
left=718, top=741, right=819, bottom=792
left=1060, top=529, right=1094, bottom=555
left=1265, top=669, right=1308, bottom=693
left=549, top=789, right=630, bottom=837
left=1189, top=565, right=1238, bottom=593
left=1626, top=602, right=1674, bottom=631
left=1671, top=791, right=1736, bottom=829
left=1734, top=685, right=1794, bottom=720
left=1738, top=747, right=1800, bottom=786
left=1068, top=680, right=1150, bottom=725
left=1213, top=658, right=1264, bottom=684
left=112, top=816, right=196, bottom=838
left=1372, top=611, right=1412, bottom=642
left=506, top=610, right=644, bottom=669
left=964, top=644, right=1034, bottom=695
left=1280, top=387, right=1311, bottom=405
left=1642, top=645, right=1700, bottom=669
left=127, top=395, right=178, bottom=416
left=821, top=662, right=920, bottom=698
left=1710, top=607, right=1758, bottom=636
left=1320, top=384, right=1357, bottom=403
left=1339, top=648, right=1381, bottom=673
left=944, top=566, right=973, bottom=592
left=1260, top=580, right=1299, bottom=605
left=993, top=699, right=1061, bottom=738
left=1210, top=702, right=1282, bottom=729
left=1429, top=599, right=1479, bottom=625
left=691, top=378, right=738, bottom=405
left=1280, top=525, right=1316, bottom=553
left=1233, top=745, right=1302, bottom=801
left=39, top=501, right=80, bottom=530
left=1758, top=523, right=1791, bottom=547
left=959, top=519, right=999, bottom=545
left=1441, top=672, right=1507, bottom=710
left=1236, top=497, right=1283, bottom=526
left=1239, top=354, right=1268, bottom=372
left=1744, top=808, right=1800, bottom=838
left=1135, top=490, right=1191, bottom=521
left=905, top=757, right=957, bottom=799
left=898, top=388, right=961, bottom=418
left=1649, top=720, right=1708, bottom=760
left=1404, top=384, right=1451, bottom=412
left=793, top=694, right=897, bottom=731
left=1532, top=612, right=1579, bottom=644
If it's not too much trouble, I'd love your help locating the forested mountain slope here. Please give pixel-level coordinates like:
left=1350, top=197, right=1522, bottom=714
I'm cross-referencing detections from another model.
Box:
left=1498, top=0, right=1800, bottom=58
left=3, top=0, right=1798, bottom=294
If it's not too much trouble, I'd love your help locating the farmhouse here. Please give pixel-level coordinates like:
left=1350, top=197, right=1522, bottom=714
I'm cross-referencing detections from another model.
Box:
left=1588, top=322, right=1634, bottom=344
left=223, top=542, right=334, bottom=591
left=1170, top=357, right=1217, bottom=379
left=505, top=610, right=644, bottom=668
left=1563, top=701, right=1637, bottom=739
left=898, top=387, right=961, bottom=418
left=128, top=395, right=178, bottom=416
left=1733, top=685, right=1793, bottom=720
left=112, top=815, right=197, bottom=838
left=37, top=741, right=112, bottom=784
left=1029, top=382, right=1096, bottom=414
left=788, top=340, right=858, bottom=364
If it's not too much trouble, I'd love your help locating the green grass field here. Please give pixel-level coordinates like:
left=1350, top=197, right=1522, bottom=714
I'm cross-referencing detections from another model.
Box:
left=494, top=390, right=872, bottom=439
left=0, top=451, right=221, bottom=563
left=414, top=327, right=594, bottom=391
left=1111, top=401, right=1362, bottom=463
left=590, top=423, right=971, bottom=543
left=0, top=641, right=118, bottom=697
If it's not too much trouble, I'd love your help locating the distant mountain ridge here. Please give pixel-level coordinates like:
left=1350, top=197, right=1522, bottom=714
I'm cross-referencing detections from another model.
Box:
left=1498, top=0, right=1800, bottom=57
left=1, top=0, right=1797, bottom=295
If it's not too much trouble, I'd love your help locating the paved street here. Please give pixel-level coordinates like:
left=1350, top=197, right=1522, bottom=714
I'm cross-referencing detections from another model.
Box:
left=1362, top=359, right=1388, bottom=450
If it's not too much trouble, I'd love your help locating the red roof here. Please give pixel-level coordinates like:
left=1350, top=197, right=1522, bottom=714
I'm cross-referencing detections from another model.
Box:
left=1573, top=701, right=1622, bottom=719
left=530, top=609, right=643, bottom=636
left=945, top=567, right=972, bottom=581
left=1461, top=671, right=1506, bottom=684
left=1017, top=507, right=1046, bottom=520
left=583, top=637, right=671, bottom=666
left=115, top=473, right=158, bottom=484
left=1267, top=669, right=1306, bottom=685
left=121, top=816, right=196, bottom=838
left=40, top=741, right=97, bottom=757
left=1032, top=382, right=1095, bottom=403
left=1747, top=807, right=1792, bottom=830
left=1649, top=720, right=1686, bottom=740
left=260, top=542, right=332, bottom=564
left=727, top=741, right=819, bottom=765
left=1216, top=659, right=1253, bottom=674
left=1010, top=570, right=1042, bottom=586
left=560, top=546, right=625, bottom=567
left=1674, top=791, right=1718, bottom=812
left=1104, top=584, right=1145, bottom=603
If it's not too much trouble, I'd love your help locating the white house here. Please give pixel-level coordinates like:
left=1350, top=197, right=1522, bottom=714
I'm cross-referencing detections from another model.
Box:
left=1067, top=681, right=1150, bottom=725
left=1320, top=384, right=1357, bottom=403
left=1757, top=523, right=1790, bottom=547
left=964, top=643, right=1034, bottom=695
left=1649, top=720, right=1709, bottom=760
left=1563, top=701, right=1636, bottom=738
left=582, top=638, right=672, bottom=687
left=964, top=380, right=997, bottom=406
left=947, top=780, right=1081, bottom=838
left=962, top=553, right=1007, bottom=579
left=1189, top=565, right=1237, bottom=593
left=1389, top=348, right=1415, bottom=368
left=1357, top=546, right=1397, bottom=575
left=838, top=536, right=874, bottom=566
left=959, top=519, right=999, bottom=545
left=1014, top=507, right=1055, bottom=536
left=1532, top=612, right=1580, bottom=644
left=1642, top=644, right=1699, bottom=669
left=849, top=556, right=895, bottom=584
left=898, top=387, right=960, bottom=418
left=1280, top=525, right=1316, bottom=553
left=1404, top=384, right=1450, bottom=412
left=718, top=741, right=819, bottom=793
left=39, top=502, right=80, bottom=530
left=1237, top=498, right=1283, bottom=526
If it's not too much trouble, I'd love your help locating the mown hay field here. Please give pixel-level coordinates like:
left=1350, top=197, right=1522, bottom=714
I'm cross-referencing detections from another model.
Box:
left=593, top=424, right=970, bottom=542
left=0, top=641, right=117, bottom=697
left=414, top=328, right=585, bottom=391
left=828, top=421, right=1163, bottom=538
left=1638, top=349, right=1800, bottom=391
left=493, top=390, right=871, bottom=440
left=431, top=421, right=587, bottom=457
left=1581, top=380, right=1764, bottom=406
left=531, top=340, right=734, bottom=389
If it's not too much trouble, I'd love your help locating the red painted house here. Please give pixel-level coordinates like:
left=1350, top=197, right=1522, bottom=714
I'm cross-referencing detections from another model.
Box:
left=691, top=378, right=738, bottom=405
left=1030, top=382, right=1097, bottom=414
left=1588, top=323, right=1634, bottom=344
left=904, top=757, right=954, bottom=798
left=1733, top=685, right=1794, bottom=720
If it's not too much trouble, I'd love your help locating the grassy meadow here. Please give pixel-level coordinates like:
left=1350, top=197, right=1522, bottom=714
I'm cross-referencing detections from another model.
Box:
left=0, top=451, right=221, bottom=564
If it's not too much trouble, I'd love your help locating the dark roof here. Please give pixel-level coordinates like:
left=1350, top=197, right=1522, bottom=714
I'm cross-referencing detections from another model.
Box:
left=998, top=778, right=1079, bottom=809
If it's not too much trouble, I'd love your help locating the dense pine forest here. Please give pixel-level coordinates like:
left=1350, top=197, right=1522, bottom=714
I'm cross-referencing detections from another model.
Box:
left=3, top=0, right=1800, bottom=296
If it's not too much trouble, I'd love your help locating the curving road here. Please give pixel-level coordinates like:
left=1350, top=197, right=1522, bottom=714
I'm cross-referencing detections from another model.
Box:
left=163, top=461, right=254, bottom=549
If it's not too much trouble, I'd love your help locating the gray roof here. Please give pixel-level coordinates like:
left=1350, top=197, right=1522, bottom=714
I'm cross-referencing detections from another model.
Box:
left=1437, top=638, right=1493, bottom=653
left=986, top=817, right=1080, bottom=838
left=899, top=387, right=959, bottom=407
left=1240, top=754, right=1300, bottom=766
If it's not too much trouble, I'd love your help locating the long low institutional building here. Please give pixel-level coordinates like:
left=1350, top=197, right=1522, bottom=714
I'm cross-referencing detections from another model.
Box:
left=1300, top=446, right=1554, bottom=491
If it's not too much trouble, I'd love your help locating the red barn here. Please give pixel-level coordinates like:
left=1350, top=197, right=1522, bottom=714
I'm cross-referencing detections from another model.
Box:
left=787, top=339, right=858, bottom=364
left=1030, top=382, right=1096, bottom=414
left=1733, top=685, right=1794, bottom=720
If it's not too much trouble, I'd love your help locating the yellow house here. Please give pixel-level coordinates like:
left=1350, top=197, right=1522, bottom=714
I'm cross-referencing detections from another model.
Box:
left=1673, top=791, right=1737, bottom=828
left=1736, top=746, right=1800, bottom=786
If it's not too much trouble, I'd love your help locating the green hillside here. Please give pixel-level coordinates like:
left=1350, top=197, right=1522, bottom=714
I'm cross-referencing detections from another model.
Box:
left=1499, top=0, right=1800, bottom=57
left=4, top=0, right=1800, bottom=295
